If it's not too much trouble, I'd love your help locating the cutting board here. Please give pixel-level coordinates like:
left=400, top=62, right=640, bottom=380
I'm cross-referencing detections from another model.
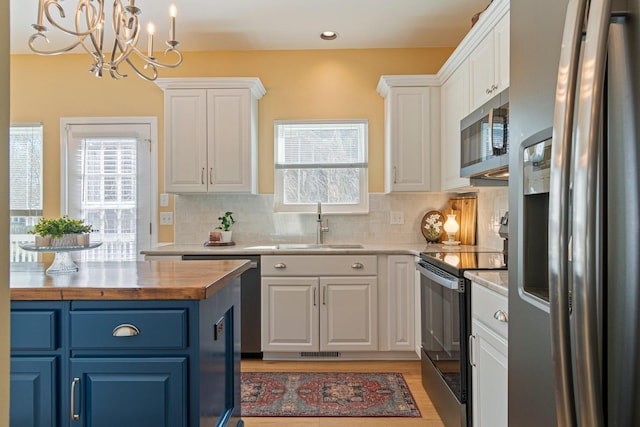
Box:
left=441, top=195, right=477, bottom=245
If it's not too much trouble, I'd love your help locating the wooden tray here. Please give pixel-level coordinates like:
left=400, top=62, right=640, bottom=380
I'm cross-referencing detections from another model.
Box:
left=203, top=241, right=235, bottom=247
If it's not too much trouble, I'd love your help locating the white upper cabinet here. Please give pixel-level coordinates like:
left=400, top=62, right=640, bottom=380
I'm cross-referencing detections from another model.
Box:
left=437, top=0, right=509, bottom=190
left=441, top=61, right=471, bottom=191
left=469, top=12, right=510, bottom=110
left=377, top=75, right=440, bottom=193
left=155, top=78, right=265, bottom=193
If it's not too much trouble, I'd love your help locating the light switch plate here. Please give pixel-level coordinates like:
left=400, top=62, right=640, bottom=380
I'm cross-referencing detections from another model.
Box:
left=390, top=211, right=404, bottom=224
left=160, top=212, right=173, bottom=225
left=159, top=193, right=169, bottom=207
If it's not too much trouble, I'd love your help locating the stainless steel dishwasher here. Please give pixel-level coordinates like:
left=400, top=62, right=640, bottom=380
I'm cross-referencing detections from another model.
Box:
left=182, top=254, right=262, bottom=358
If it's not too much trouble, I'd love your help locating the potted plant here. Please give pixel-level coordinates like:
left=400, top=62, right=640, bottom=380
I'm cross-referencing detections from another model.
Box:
left=29, top=216, right=93, bottom=247
left=216, top=211, right=235, bottom=243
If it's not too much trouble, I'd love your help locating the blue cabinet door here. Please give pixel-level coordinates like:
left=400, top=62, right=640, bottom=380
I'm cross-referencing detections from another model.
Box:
left=10, top=357, right=57, bottom=427
left=69, top=357, right=187, bottom=427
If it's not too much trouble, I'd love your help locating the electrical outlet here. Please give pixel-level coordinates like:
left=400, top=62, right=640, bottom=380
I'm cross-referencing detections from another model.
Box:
left=160, top=212, right=173, bottom=225
left=390, top=211, right=404, bottom=225
left=159, top=193, right=169, bottom=207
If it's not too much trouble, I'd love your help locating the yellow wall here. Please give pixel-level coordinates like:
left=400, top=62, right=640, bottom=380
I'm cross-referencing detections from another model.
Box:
left=10, top=47, right=452, bottom=242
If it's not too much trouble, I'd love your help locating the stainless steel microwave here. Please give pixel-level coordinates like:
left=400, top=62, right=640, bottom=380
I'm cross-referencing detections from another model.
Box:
left=460, top=88, right=509, bottom=181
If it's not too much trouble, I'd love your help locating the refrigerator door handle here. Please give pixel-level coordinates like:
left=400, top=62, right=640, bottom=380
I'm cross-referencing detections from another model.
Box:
left=572, top=0, right=612, bottom=425
left=549, top=0, right=587, bottom=425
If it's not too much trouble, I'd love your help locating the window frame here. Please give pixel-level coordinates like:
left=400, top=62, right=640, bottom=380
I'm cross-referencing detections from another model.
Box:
left=273, top=119, right=369, bottom=214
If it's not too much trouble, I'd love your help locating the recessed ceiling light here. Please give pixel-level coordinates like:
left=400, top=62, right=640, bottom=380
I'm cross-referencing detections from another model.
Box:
left=320, top=31, right=338, bottom=41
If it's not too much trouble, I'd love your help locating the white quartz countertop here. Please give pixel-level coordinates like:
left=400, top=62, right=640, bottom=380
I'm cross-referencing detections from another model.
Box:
left=141, top=243, right=501, bottom=257
left=464, top=270, right=509, bottom=297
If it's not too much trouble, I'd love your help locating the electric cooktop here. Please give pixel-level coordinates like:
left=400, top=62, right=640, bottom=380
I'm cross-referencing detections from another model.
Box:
left=419, top=249, right=507, bottom=276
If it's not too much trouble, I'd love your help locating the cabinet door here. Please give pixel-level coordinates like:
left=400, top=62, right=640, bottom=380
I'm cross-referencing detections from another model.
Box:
left=69, top=357, right=187, bottom=427
left=471, top=320, right=508, bottom=427
left=164, top=89, right=208, bottom=192
left=494, top=13, right=510, bottom=94
left=320, top=276, right=377, bottom=352
left=207, top=89, right=255, bottom=193
left=385, top=256, right=416, bottom=351
left=386, top=86, right=433, bottom=192
left=440, top=62, right=471, bottom=190
left=261, top=277, right=319, bottom=352
left=10, top=357, right=57, bottom=427
left=469, top=32, right=496, bottom=110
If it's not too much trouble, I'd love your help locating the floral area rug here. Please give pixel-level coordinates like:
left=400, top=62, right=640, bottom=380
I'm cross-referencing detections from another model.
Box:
left=241, top=372, right=421, bottom=417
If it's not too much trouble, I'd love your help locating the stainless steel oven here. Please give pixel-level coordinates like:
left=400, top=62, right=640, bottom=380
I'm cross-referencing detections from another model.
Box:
left=417, top=251, right=506, bottom=427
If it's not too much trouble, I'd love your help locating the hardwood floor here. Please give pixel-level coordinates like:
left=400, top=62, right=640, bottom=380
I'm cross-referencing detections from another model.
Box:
left=240, top=359, right=444, bottom=427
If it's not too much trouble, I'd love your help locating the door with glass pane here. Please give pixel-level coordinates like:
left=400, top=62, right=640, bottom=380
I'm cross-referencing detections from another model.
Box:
left=62, top=121, right=154, bottom=261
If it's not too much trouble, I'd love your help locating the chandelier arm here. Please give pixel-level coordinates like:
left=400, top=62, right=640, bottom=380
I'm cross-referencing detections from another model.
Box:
left=123, top=57, right=158, bottom=81
left=130, top=46, right=184, bottom=69
left=28, top=32, right=84, bottom=55
left=42, top=0, right=102, bottom=38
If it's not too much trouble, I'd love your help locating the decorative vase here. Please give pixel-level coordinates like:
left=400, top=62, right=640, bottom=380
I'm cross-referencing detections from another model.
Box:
left=34, top=235, right=51, bottom=248
left=76, top=233, right=90, bottom=247
left=220, top=230, right=232, bottom=243
left=51, top=234, right=82, bottom=248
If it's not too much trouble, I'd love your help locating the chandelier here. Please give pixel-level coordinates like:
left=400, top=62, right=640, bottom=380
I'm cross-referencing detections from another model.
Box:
left=29, top=0, right=183, bottom=81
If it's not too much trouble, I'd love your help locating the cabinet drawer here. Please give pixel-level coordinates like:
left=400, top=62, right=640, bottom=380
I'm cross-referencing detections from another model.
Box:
left=70, top=310, right=187, bottom=350
left=262, top=255, right=377, bottom=276
left=472, top=283, right=508, bottom=339
left=11, top=311, right=58, bottom=351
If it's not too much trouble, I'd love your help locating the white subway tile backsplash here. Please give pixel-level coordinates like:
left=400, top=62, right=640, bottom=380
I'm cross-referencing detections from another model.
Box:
left=173, top=189, right=508, bottom=250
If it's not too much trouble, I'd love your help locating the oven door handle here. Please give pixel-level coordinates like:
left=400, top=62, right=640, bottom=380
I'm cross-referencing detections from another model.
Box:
left=416, top=262, right=461, bottom=290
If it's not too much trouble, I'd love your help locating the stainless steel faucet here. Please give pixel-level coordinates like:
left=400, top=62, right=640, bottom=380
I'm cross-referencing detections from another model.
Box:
left=316, top=201, right=329, bottom=244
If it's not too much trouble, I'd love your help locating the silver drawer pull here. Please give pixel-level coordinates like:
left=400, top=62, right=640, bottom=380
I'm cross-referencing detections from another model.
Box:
left=71, top=377, right=80, bottom=421
left=493, top=310, right=509, bottom=323
left=351, top=262, right=364, bottom=269
left=112, top=323, right=140, bottom=337
left=274, top=263, right=287, bottom=269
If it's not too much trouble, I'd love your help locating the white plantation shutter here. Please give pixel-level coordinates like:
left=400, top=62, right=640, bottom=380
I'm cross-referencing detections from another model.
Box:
left=9, top=124, right=43, bottom=262
left=9, top=124, right=43, bottom=215
left=63, top=121, right=154, bottom=261
left=274, top=120, right=368, bottom=213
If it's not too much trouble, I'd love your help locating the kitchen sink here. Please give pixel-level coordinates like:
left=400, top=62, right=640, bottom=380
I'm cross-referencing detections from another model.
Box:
left=276, top=243, right=364, bottom=250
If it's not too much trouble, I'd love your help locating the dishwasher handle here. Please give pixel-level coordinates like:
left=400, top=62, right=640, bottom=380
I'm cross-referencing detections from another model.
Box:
left=416, top=261, right=461, bottom=291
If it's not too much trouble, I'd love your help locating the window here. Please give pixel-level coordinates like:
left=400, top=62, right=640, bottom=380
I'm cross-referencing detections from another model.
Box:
left=62, top=119, right=157, bottom=261
left=274, top=120, right=368, bottom=213
left=9, top=124, right=43, bottom=262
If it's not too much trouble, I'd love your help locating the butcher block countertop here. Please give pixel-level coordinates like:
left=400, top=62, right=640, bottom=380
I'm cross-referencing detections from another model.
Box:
left=10, top=259, right=251, bottom=301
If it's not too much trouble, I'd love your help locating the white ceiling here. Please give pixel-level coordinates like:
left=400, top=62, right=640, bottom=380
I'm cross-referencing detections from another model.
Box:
left=10, top=0, right=491, bottom=53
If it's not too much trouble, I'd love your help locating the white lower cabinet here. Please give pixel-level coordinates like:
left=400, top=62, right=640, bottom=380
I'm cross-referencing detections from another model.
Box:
left=378, top=255, right=416, bottom=352
left=261, top=255, right=377, bottom=354
left=470, top=282, right=508, bottom=427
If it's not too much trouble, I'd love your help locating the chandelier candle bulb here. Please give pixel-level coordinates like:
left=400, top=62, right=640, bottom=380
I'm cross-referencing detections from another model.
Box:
left=147, top=23, right=154, bottom=57
left=169, top=5, right=177, bottom=41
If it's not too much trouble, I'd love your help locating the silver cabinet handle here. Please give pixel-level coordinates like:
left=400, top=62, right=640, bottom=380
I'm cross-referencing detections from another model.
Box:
left=468, top=335, right=476, bottom=367
left=313, top=288, right=317, bottom=306
left=209, top=167, right=213, bottom=185
left=493, top=310, right=509, bottom=323
left=393, top=166, right=397, bottom=184
left=351, top=262, right=364, bottom=269
left=71, top=377, right=80, bottom=421
left=322, top=286, right=327, bottom=305
left=112, top=324, right=140, bottom=337
left=274, top=263, right=286, bottom=269
left=201, top=167, right=205, bottom=185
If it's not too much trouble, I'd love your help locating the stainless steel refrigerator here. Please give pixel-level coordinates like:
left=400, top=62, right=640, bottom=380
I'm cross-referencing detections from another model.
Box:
left=509, top=0, right=640, bottom=426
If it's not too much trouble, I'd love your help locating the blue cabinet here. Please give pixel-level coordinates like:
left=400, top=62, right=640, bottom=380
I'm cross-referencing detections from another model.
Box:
left=10, top=275, right=242, bottom=427
left=10, top=357, right=57, bottom=427
left=69, top=357, right=187, bottom=427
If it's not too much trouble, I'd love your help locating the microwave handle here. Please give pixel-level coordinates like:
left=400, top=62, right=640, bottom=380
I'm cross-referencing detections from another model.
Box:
left=488, top=108, right=495, bottom=150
